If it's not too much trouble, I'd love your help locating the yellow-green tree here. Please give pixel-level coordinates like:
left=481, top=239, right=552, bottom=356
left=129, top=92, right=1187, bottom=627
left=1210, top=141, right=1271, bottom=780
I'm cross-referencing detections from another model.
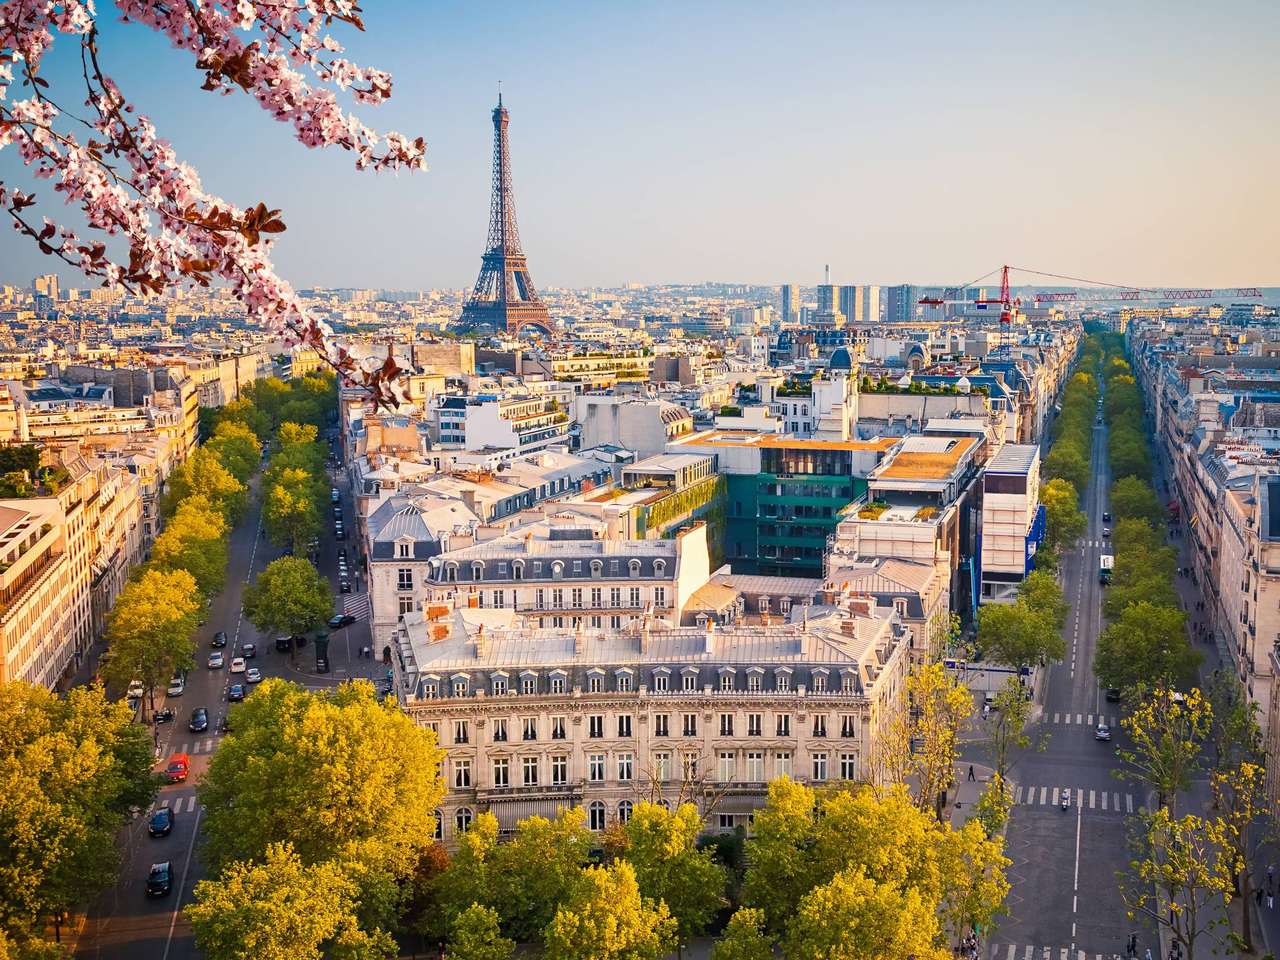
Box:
left=162, top=446, right=247, bottom=523
left=872, top=662, right=973, bottom=816
left=987, top=677, right=1034, bottom=779
left=709, top=908, right=773, bottom=960
left=100, top=568, right=201, bottom=711
left=198, top=678, right=445, bottom=925
left=1118, top=810, right=1233, bottom=960
left=262, top=467, right=323, bottom=555
left=608, top=801, right=727, bottom=953
left=543, top=861, right=677, bottom=960
left=186, top=842, right=389, bottom=960
left=976, top=596, right=1064, bottom=669
left=449, top=904, right=515, bottom=960
left=1039, top=477, right=1086, bottom=565
left=782, top=868, right=949, bottom=960
left=150, top=494, right=229, bottom=599
left=204, top=420, right=262, bottom=483
left=1210, top=760, right=1269, bottom=952
left=1116, top=685, right=1212, bottom=813
left=242, top=557, right=334, bottom=642
left=0, top=682, right=155, bottom=948
left=973, top=772, right=1013, bottom=839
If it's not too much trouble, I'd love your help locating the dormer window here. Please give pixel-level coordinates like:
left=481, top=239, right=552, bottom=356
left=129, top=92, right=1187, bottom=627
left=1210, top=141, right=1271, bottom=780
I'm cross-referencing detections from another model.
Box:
left=591, top=560, right=603, bottom=578
left=492, top=675, right=508, bottom=696
left=894, top=597, right=907, bottom=617
left=446, top=563, right=458, bottom=583
left=513, top=561, right=524, bottom=581
left=552, top=561, right=564, bottom=580
left=629, top=559, right=642, bottom=579
left=759, top=596, right=770, bottom=614
left=452, top=677, right=469, bottom=697
left=471, top=562, right=484, bottom=582
left=615, top=669, right=634, bottom=692
left=653, top=559, right=666, bottom=577
left=397, top=540, right=412, bottom=559
left=779, top=597, right=792, bottom=615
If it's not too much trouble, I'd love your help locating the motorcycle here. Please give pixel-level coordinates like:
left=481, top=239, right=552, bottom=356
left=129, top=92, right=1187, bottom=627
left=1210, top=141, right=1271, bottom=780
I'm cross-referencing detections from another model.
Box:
left=1060, top=789, right=1070, bottom=811
left=153, top=708, right=175, bottom=723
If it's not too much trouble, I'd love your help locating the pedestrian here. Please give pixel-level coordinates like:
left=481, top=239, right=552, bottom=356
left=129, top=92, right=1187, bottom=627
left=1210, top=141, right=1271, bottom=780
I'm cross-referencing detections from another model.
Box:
left=1257, top=885, right=1265, bottom=905
left=968, top=764, right=976, bottom=782
left=1267, top=862, right=1273, bottom=885
left=1269, top=892, right=1274, bottom=911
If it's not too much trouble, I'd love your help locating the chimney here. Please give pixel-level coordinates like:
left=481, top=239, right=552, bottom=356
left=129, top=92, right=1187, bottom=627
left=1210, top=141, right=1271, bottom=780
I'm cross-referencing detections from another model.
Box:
left=473, top=623, right=486, bottom=659
left=640, top=615, right=651, bottom=654
left=703, top=617, right=715, bottom=654
left=573, top=618, right=586, bottom=656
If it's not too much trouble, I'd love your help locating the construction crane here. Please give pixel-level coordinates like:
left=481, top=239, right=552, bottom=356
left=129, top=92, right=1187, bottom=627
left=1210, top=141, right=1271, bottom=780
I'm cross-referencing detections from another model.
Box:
left=919, top=264, right=1019, bottom=347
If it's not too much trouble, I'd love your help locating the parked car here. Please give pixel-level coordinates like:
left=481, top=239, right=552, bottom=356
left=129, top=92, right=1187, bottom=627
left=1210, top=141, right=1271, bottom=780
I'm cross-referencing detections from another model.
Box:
left=246, top=667, right=262, bottom=684
left=189, top=707, right=209, bottom=733
left=241, top=642, right=257, bottom=659
left=333, top=506, right=343, bottom=519
left=145, top=861, right=173, bottom=897
left=227, top=683, right=245, bottom=703
left=1102, top=527, right=1111, bottom=538
left=339, top=579, right=351, bottom=594
left=1105, top=687, right=1122, bottom=703
left=328, top=613, right=357, bottom=629
left=1094, top=723, right=1112, bottom=742
left=164, top=753, right=189, bottom=783
left=148, top=807, right=174, bottom=837
left=316, top=656, right=330, bottom=674
left=208, top=651, right=225, bottom=669
left=229, top=657, right=246, bottom=674
left=166, top=676, right=185, bottom=697
left=1102, top=512, right=1112, bottom=522
left=275, top=635, right=293, bottom=653
left=331, top=489, right=340, bottom=504
left=127, top=679, right=146, bottom=699
left=153, top=708, right=175, bottom=723
left=335, top=527, right=346, bottom=541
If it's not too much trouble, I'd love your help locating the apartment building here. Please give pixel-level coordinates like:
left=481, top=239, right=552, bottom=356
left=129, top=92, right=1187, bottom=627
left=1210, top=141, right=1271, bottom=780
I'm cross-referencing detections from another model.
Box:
left=389, top=596, right=911, bottom=843
left=978, top=443, right=1044, bottom=604
left=432, top=394, right=571, bottom=455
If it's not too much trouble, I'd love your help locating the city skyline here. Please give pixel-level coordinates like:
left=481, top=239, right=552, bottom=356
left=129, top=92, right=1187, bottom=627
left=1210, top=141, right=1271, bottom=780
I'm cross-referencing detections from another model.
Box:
left=2, top=2, right=1278, bottom=292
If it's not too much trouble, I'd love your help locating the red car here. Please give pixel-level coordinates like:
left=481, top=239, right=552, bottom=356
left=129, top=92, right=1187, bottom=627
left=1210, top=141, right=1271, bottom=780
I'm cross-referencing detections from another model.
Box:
left=164, top=753, right=190, bottom=783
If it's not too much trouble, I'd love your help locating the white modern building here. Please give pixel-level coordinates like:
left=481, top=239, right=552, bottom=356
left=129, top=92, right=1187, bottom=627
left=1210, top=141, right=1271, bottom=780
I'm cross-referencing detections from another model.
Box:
left=979, top=443, right=1043, bottom=603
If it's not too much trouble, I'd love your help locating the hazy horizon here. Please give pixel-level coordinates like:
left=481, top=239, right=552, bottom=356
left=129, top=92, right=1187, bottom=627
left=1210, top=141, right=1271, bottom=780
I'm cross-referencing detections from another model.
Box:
left=2, top=1, right=1278, bottom=292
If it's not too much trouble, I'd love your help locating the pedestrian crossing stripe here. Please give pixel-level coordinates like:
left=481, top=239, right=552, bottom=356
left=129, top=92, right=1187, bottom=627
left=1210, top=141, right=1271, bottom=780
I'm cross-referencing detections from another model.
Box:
left=146, top=795, right=200, bottom=815
left=990, top=946, right=1131, bottom=960
left=343, top=593, right=371, bottom=620
left=1010, top=785, right=1137, bottom=813
left=1048, top=713, right=1118, bottom=727
left=172, top=738, right=218, bottom=755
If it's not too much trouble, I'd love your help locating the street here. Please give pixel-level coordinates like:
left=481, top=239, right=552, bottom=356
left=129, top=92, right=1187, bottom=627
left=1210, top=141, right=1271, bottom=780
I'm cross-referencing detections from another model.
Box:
left=981, top=398, right=1156, bottom=959
left=74, top=442, right=380, bottom=960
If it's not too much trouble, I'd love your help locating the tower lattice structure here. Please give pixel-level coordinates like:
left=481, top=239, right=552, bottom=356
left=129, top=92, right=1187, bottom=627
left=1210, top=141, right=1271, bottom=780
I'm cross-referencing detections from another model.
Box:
left=460, top=95, right=552, bottom=336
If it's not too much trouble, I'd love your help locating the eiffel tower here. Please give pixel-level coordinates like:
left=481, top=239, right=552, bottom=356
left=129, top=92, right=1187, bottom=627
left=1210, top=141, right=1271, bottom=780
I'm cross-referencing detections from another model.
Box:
left=459, top=93, right=553, bottom=336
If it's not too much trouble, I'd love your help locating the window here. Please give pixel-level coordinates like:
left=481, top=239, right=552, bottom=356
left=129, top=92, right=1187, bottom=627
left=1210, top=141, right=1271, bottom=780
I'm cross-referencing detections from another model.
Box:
left=397, top=568, right=413, bottom=591
left=617, top=715, right=633, bottom=737
left=588, top=754, right=606, bottom=782
left=588, top=801, right=606, bottom=831
left=446, top=564, right=457, bottom=583
left=550, top=675, right=566, bottom=694
left=398, top=542, right=411, bottom=559
left=654, top=586, right=666, bottom=607
left=492, top=758, right=509, bottom=787
left=811, top=752, right=828, bottom=782
left=759, top=596, right=770, bottom=614
left=775, top=751, right=792, bottom=778
left=747, top=713, right=762, bottom=736
left=454, top=760, right=471, bottom=788
left=434, top=810, right=443, bottom=840
left=426, top=721, right=440, bottom=739
left=589, top=715, right=604, bottom=738
left=719, top=713, right=735, bottom=736
left=591, top=560, right=603, bottom=578
left=617, top=673, right=633, bottom=693
left=682, top=713, right=698, bottom=736
left=812, top=673, right=827, bottom=693
left=654, top=751, right=671, bottom=781
left=455, top=808, right=473, bottom=834
left=777, top=672, right=791, bottom=693
left=590, top=615, right=602, bottom=628
left=840, top=753, right=858, bottom=781
left=812, top=715, right=827, bottom=738
left=683, top=672, right=698, bottom=692
left=571, top=588, right=583, bottom=609
left=493, top=589, right=506, bottom=609
left=492, top=718, right=508, bottom=743
left=588, top=674, right=603, bottom=694
left=719, top=813, right=736, bottom=830
left=399, top=597, right=415, bottom=616
left=552, top=562, right=564, bottom=580
left=472, top=562, right=483, bottom=581
left=521, top=676, right=536, bottom=695
left=551, top=755, right=568, bottom=785
left=522, top=756, right=539, bottom=786
left=718, top=751, right=736, bottom=782
left=653, top=672, right=669, bottom=692
left=610, top=615, right=623, bottom=630
left=719, top=673, right=734, bottom=692
left=840, top=714, right=857, bottom=738
left=610, top=587, right=622, bottom=608
left=452, top=678, right=468, bottom=698
left=747, top=672, right=762, bottom=693
left=551, top=716, right=567, bottom=740
left=780, top=596, right=792, bottom=615
left=454, top=720, right=469, bottom=744
left=535, top=588, right=545, bottom=610
left=629, top=559, right=641, bottom=578
left=630, top=586, right=642, bottom=608
left=552, top=588, right=564, bottom=609
left=591, top=587, right=602, bottom=607
left=746, top=751, right=764, bottom=781
left=522, top=717, right=538, bottom=741
left=776, top=714, right=791, bottom=737
left=682, top=754, right=699, bottom=779
left=618, top=753, right=633, bottom=781
left=492, top=677, right=508, bottom=696
left=654, top=713, right=670, bottom=737
left=841, top=673, right=856, bottom=694
left=618, top=799, right=633, bottom=823
left=512, top=562, right=523, bottom=580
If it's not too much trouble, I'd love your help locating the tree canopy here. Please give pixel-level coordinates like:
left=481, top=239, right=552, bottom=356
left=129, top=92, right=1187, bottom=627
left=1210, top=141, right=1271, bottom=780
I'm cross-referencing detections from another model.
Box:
left=243, top=556, right=334, bottom=640
left=149, top=494, right=229, bottom=599
left=1095, top=602, right=1199, bottom=693
left=100, top=568, right=202, bottom=706
left=543, top=861, right=677, bottom=960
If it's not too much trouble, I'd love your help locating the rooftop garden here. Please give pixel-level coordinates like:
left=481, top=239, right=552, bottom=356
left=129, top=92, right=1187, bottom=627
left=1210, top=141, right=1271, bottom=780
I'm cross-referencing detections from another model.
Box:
left=859, top=375, right=989, bottom=397
left=857, top=499, right=890, bottom=520
left=718, top=405, right=743, bottom=417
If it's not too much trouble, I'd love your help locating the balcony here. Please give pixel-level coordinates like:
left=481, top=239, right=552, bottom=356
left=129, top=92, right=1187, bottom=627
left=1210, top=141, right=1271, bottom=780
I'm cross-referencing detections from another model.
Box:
left=476, top=782, right=584, bottom=803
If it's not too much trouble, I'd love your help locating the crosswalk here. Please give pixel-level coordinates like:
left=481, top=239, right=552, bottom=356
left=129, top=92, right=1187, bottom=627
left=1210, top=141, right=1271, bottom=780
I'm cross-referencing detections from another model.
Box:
left=1084, top=539, right=1110, bottom=548
left=169, top=738, right=218, bottom=755
left=989, top=946, right=1130, bottom=960
left=1047, top=713, right=1118, bottom=727
left=343, top=593, right=371, bottom=620
left=147, top=794, right=201, bottom=815
left=1012, top=785, right=1139, bottom=814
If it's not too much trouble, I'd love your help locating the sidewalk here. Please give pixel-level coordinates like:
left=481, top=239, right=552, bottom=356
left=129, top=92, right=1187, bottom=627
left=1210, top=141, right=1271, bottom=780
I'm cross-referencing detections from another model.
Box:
left=948, top=760, right=999, bottom=830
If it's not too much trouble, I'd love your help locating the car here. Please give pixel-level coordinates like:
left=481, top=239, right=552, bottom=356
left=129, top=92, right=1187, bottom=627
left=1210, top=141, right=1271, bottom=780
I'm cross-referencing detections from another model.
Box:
left=245, top=667, right=262, bottom=684
left=338, top=548, right=348, bottom=562
left=275, top=635, right=293, bottom=652
left=1095, top=723, right=1112, bottom=742
left=1096, top=416, right=1103, bottom=424
left=333, top=506, right=343, bottom=519
left=241, top=642, right=257, bottom=659
left=315, top=656, right=330, bottom=674
left=983, top=692, right=996, bottom=710
left=211, top=630, right=227, bottom=648
left=328, top=613, right=356, bottom=629
left=331, top=489, right=340, bottom=504
left=148, top=807, right=175, bottom=837
left=335, top=527, right=346, bottom=541
left=146, top=861, right=173, bottom=897
left=228, top=683, right=245, bottom=702
left=127, top=679, right=146, bottom=699
left=1102, top=512, right=1112, bottom=522
left=166, top=676, right=185, bottom=697
left=1105, top=687, right=1122, bottom=703
left=229, top=657, right=246, bottom=674
left=189, top=707, right=209, bottom=733
left=164, top=753, right=189, bottom=783
left=1102, top=527, right=1111, bottom=538
left=208, top=651, right=225, bottom=669
left=339, top=579, right=351, bottom=594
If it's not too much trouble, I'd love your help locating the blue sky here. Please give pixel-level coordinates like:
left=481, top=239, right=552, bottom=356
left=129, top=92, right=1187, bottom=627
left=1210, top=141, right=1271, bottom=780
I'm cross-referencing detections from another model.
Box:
left=3, top=1, right=1279, bottom=290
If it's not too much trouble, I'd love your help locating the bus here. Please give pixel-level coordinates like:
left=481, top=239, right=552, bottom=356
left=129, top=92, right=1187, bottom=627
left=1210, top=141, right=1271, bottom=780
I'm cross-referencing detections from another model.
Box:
left=1099, top=554, right=1114, bottom=585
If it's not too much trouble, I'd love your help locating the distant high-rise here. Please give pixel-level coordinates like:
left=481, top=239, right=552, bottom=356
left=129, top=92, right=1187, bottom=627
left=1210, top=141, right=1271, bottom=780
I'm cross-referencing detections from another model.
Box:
left=460, top=94, right=552, bottom=336
left=780, top=284, right=799, bottom=324
left=32, top=274, right=58, bottom=301
left=839, top=284, right=881, bottom=324
left=885, top=284, right=918, bottom=323
left=813, top=266, right=844, bottom=329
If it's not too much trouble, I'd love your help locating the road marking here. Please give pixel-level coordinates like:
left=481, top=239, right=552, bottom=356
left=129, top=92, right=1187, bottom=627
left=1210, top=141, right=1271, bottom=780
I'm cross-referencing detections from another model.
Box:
left=159, top=799, right=170, bottom=809
left=160, top=804, right=202, bottom=960
left=1076, top=713, right=1083, bottom=724
left=1051, top=787, right=1059, bottom=806
left=1014, top=785, right=1024, bottom=804
left=1101, top=791, right=1108, bottom=810
left=1039, top=787, right=1047, bottom=805
left=1053, top=712, right=1060, bottom=724
left=1126, top=794, right=1134, bottom=813
left=1089, top=790, right=1096, bottom=809
left=1071, top=784, right=1083, bottom=954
